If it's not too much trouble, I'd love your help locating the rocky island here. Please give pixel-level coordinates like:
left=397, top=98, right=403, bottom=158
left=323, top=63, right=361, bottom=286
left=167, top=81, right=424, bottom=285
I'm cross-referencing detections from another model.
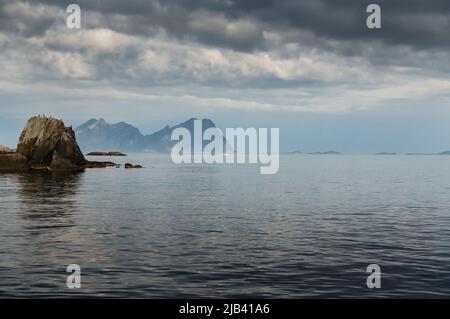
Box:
left=309, top=151, right=342, bottom=155
left=0, top=116, right=142, bottom=173
left=124, top=163, right=143, bottom=169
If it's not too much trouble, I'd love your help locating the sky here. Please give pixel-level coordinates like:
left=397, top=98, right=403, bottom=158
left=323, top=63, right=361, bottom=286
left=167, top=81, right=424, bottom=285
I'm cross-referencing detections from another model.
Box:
left=1, top=0, right=450, bottom=153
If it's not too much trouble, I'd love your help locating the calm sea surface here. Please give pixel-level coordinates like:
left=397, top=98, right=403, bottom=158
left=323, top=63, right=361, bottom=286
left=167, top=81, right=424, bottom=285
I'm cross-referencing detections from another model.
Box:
left=1, top=154, right=450, bottom=298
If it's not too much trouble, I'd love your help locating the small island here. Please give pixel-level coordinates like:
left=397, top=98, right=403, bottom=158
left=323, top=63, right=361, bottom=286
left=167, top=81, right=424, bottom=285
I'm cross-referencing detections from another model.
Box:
left=86, top=151, right=127, bottom=156
left=309, top=151, right=341, bottom=155
left=125, top=163, right=143, bottom=169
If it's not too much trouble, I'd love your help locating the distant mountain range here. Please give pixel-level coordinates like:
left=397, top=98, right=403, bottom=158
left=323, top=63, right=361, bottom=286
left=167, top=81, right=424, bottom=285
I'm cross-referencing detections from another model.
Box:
left=286, top=151, right=450, bottom=156
left=74, top=118, right=450, bottom=155
left=407, top=151, right=450, bottom=156
left=309, top=151, right=341, bottom=155
left=75, top=118, right=216, bottom=153
left=285, top=150, right=342, bottom=155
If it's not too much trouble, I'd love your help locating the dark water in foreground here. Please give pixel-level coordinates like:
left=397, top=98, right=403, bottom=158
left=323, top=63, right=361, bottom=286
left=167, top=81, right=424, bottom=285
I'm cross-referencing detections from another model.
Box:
left=1, top=154, right=450, bottom=298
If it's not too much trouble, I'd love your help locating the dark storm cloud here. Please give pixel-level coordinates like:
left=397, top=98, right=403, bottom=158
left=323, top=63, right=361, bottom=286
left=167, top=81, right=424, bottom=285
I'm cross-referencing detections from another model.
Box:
left=0, top=0, right=60, bottom=37
left=223, top=0, right=450, bottom=48
left=6, top=0, right=449, bottom=51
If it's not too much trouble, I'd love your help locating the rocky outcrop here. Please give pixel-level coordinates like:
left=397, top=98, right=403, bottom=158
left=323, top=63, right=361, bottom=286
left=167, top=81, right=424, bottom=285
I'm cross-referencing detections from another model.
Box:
left=0, top=153, right=29, bottom=172
left=0, top=116, right=148, bottom=173
left=0, top=116, right=121, bottom=173
left=10, top=116, right=86, bottom=172
left=17, top=116, right=86, bottom=166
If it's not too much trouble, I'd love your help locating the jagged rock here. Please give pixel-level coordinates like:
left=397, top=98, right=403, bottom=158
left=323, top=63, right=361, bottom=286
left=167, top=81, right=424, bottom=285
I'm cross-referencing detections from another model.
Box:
left=17, top=116, right=86, bottom=166
left=0, top=116, right=89, bottom=173
left=0, top=153, right=29, bottom=172
left=124, top=163, right=143, bottom=169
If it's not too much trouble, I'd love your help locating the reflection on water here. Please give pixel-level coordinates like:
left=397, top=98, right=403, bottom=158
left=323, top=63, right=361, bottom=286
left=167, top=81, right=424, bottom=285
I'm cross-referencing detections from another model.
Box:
left=0, top=172, right=88, bottom=297
left=16, top=172, right=83, bottom=234
left=1, top=154, right=450, bottom=298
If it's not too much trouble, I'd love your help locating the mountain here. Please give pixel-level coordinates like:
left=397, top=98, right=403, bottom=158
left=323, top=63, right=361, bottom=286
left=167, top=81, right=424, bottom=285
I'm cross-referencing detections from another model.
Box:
left=75, top=118, right=143, bottom=152
left=75, top=118, right=217, bottom=153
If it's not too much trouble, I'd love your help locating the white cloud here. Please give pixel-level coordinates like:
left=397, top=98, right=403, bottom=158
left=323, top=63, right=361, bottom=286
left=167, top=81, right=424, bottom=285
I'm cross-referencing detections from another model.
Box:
left=134, top=33, right=372, bottom=84
left=29, top=28, right=139, bottom=54
left=38, top=51, right=94, bottom=79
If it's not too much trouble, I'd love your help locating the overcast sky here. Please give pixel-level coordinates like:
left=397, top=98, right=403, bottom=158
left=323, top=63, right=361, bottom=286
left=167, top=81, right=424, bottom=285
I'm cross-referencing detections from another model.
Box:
left=1, top=0, right=450, bottom=152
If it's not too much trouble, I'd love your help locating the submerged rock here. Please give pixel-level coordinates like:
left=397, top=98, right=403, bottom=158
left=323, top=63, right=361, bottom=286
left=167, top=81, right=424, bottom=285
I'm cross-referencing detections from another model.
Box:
left=124, top=163, right=143, bottom=169
left=83, top=161, right=121, bottom=168
left=86, top=151, right=127, bottom=156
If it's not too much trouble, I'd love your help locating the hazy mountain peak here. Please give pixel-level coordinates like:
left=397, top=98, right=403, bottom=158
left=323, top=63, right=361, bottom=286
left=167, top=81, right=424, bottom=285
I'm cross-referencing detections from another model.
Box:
left=90, top=118, right=108, bottom=128
left=77, top=118, right=97, bottom=129
left=75, top=118, right=217, bottom=153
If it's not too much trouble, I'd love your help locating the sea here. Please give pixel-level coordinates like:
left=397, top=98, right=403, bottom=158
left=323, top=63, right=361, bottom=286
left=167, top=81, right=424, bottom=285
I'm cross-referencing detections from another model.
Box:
left=1, top=154, right=450, bottom=298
